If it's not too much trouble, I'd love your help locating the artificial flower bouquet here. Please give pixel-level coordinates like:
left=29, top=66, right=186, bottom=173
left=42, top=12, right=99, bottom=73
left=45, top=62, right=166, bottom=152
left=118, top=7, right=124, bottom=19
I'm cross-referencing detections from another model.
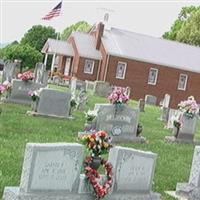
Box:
left=80, top=131, right=112, bottom=157
left=28, top=89, right=41, bottom=102
left=108, top=87, right=129, bottom=105
left=0, top=81, right=12, bottom=98
left=85, top=109, right=97, bottom=123
left=178, top=96, right=199, bottom=119
left=18, top=70, right=34, bottom=81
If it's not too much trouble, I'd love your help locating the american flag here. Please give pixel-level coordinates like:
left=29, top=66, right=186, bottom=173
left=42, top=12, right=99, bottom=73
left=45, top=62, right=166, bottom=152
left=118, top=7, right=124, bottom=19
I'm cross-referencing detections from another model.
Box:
left=42, top=1, right=62, bottom=20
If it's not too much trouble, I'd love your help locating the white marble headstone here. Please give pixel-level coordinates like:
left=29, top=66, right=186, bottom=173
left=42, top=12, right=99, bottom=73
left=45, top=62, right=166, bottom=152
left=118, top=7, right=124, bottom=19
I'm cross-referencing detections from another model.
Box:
left=189, top=146, right=200, bottom=187
left=20, top=143, right=84, bottom=194
left=108, top=146, right=157, bottom=192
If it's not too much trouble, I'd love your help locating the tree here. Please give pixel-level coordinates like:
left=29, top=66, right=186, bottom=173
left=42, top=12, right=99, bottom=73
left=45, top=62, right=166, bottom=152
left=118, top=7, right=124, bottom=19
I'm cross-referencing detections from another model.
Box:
left=61, top=21, right=92, bottom=40
left=176, top=10, right=200, bottom=46
left=1, top=44, right=43, bottom=69
left=21, top=25, right=57, bottom=51
left=163, top=6, right=200, bottom=41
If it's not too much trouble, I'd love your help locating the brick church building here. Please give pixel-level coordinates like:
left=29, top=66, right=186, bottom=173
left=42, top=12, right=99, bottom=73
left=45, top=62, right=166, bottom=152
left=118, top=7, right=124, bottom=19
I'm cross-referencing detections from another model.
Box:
left=42, top=22, right=200, bottom=108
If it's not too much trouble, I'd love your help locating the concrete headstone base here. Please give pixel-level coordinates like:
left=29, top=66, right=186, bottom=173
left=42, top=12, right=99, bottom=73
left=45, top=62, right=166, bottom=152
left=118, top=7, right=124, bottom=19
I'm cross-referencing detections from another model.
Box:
left=164, top=136, right=200, bottom=145
left=3, top=187, right=160, bottom=200
left=26, top=111, right=74, bottom=120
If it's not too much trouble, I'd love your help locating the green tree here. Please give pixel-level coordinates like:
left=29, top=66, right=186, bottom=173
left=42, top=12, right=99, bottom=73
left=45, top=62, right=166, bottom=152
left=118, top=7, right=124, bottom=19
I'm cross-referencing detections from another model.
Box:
left=1, top=44, right=43, bottom=69
left=163, top=6, right=199, bottom=41
left=21, top=25, right=57, bottom=51
left=61, top=21, right=92, bottom=40
left=176, top=9, right=200, bottom=46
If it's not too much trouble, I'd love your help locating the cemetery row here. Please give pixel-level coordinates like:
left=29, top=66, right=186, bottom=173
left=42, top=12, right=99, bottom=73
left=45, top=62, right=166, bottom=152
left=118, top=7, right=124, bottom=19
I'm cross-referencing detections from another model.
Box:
left=0, top=61, right=200, bottom=200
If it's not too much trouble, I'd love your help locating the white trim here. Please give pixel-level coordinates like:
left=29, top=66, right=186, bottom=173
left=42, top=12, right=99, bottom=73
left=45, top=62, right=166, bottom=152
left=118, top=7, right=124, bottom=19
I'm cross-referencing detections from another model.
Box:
left=178, top=74, right=188, bottom=91
left=104, top=54, right=110, bottom=81
left=84, top=59, right=95, bottom=74
left=148, top=68, right=158, bottom=85
left=116, top=61, right=127, bottom=79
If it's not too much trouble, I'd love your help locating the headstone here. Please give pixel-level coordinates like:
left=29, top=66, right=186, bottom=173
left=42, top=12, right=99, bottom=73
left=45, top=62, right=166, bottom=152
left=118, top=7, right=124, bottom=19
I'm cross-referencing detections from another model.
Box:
left=161, top=107, right=170, bottom=122
left=138, top=99, right=145, bottom=112
left=166, top=146, right=200, bottom=200
left=70, top=78, right=86, bottom=92
left=162, top=94, right=170, bottom=108
left=3, top=143, right=84, bottom=200
left=176, top=115, right=198, bottom=142
left=34, top=88, right=71, bottom=118
left=94, top=103, right=110, bottom=111
left=96, top=105, right=144, bottom=142
left=94, top=81, right=112, bottom=97
left=42, top=71, right=49, bottom=86
left=34, top=63, right=45, bottom=84
left=166, top=109, right=179, bottom=129
left=145, top=95, right=157, bottom=105
left=6, top=79, right=44, bottom=105
left=85, top=80, right=95, bottom=91
left=2, top=61, right=15, bottom=83
left=77, top=90, right=88, bottom=110
left=108, top=146, right=161, bottom=199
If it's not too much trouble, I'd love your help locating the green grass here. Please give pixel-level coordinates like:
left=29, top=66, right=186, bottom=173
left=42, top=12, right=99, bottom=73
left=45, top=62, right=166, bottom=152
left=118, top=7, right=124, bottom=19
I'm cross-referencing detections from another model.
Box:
left=0, top=90, right=199, bottom=200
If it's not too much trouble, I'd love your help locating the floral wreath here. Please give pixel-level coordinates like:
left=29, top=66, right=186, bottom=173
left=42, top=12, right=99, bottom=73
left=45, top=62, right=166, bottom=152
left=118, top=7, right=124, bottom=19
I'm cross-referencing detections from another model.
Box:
left=80, top=131, right=113, bottom=199
left=84, top=156, right=113, bottom=199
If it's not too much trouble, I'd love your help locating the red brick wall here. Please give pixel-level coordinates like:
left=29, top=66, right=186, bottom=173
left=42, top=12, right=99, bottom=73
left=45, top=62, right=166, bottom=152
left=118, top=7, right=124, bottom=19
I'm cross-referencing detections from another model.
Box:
left=68, top=36, right=80, bottom=76
left=98, top=42, right=108, bottom=81
left=76, top=57, right=99, bottom=81
left=105, top=55, right=200, bottom=108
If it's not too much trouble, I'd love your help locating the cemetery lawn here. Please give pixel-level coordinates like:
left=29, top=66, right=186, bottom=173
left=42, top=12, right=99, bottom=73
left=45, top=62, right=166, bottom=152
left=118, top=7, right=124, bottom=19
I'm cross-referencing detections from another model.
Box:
left=0, top=88, right=199, bottom=200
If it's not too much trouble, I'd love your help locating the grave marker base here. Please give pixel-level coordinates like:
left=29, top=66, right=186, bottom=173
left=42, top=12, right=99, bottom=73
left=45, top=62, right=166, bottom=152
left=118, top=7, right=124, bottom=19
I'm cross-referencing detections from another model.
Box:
left=165, top=136, right=200, bottom=145
left=26, top=111, right=74, bottom=120
left=3, top=187, right=160, bottom=200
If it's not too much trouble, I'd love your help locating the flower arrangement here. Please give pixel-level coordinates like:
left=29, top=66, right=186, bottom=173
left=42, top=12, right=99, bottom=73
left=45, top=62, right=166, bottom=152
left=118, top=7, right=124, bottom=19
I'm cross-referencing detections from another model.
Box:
left=80, top=131, right=113, bottom=199
left=81, top=131, right=112, bottom=157
left=178, top=96, right=199, bottom=119
left=0, top=84, right=6, bottom=95
left=28, top=90, right=40, bottom=102
left=108, top=87, right=129, bottom=105
left=18, top=71, right=34, bottom=81
left=84, top=157, right=113, bottom=199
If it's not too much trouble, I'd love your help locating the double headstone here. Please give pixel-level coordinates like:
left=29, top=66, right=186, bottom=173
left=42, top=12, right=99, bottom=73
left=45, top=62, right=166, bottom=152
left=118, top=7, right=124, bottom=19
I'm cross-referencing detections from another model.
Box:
left=33, top=88, right=71, bottom=119
left=6, top=79, right=44, bottom=105
left=96, top=104, right=145, bottom=142
left=3, top=143, right=161, bottom=200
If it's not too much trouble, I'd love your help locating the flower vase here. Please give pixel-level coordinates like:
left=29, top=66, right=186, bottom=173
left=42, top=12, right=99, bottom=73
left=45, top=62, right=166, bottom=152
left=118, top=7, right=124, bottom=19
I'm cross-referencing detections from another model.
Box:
left=31, top=98, right=39, bottom=112
left=114, top=103, right=123, bottom=118
left=90, top=156, right=102, bottom=170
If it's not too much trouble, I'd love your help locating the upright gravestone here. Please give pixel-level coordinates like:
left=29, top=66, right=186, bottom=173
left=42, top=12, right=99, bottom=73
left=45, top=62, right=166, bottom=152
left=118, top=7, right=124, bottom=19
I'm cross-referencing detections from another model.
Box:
left=77, top=90, right=88, bottom=111
left=166, top=109, right=179, bottom=129
left=6, top=79, right=44, bottom=105
left=138, top=98, right=145, bottom=112
left=70, top=78, right=86, bottom=92
left=94, top=81, right=113, bottom=97
left=96, top=105, right=145, bottom=142
left=34, top=63, right=45, bottom=84
left=166, top=146, right=200, bottom=200
left=85, top=80, right=95, bottom=92
left=78, top=146, right=161, bottom=199
left=34, top=88, right=71, bottom=118
left=108, top=146, right=161, bottom=199
left=160, top=94, right=170, bottom=122
left=3, top=143, right=84, bottom=200
left=175, top=115, right=198, bottom=142
left=145, top=95, right=157, bottom=105
left=2, top=61, right=15, bottom=83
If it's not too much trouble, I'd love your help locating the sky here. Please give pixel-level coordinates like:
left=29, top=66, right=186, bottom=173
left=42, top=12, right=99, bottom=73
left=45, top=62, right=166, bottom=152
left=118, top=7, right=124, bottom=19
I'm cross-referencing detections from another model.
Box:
left=1, top=0, right=200, bottom=44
